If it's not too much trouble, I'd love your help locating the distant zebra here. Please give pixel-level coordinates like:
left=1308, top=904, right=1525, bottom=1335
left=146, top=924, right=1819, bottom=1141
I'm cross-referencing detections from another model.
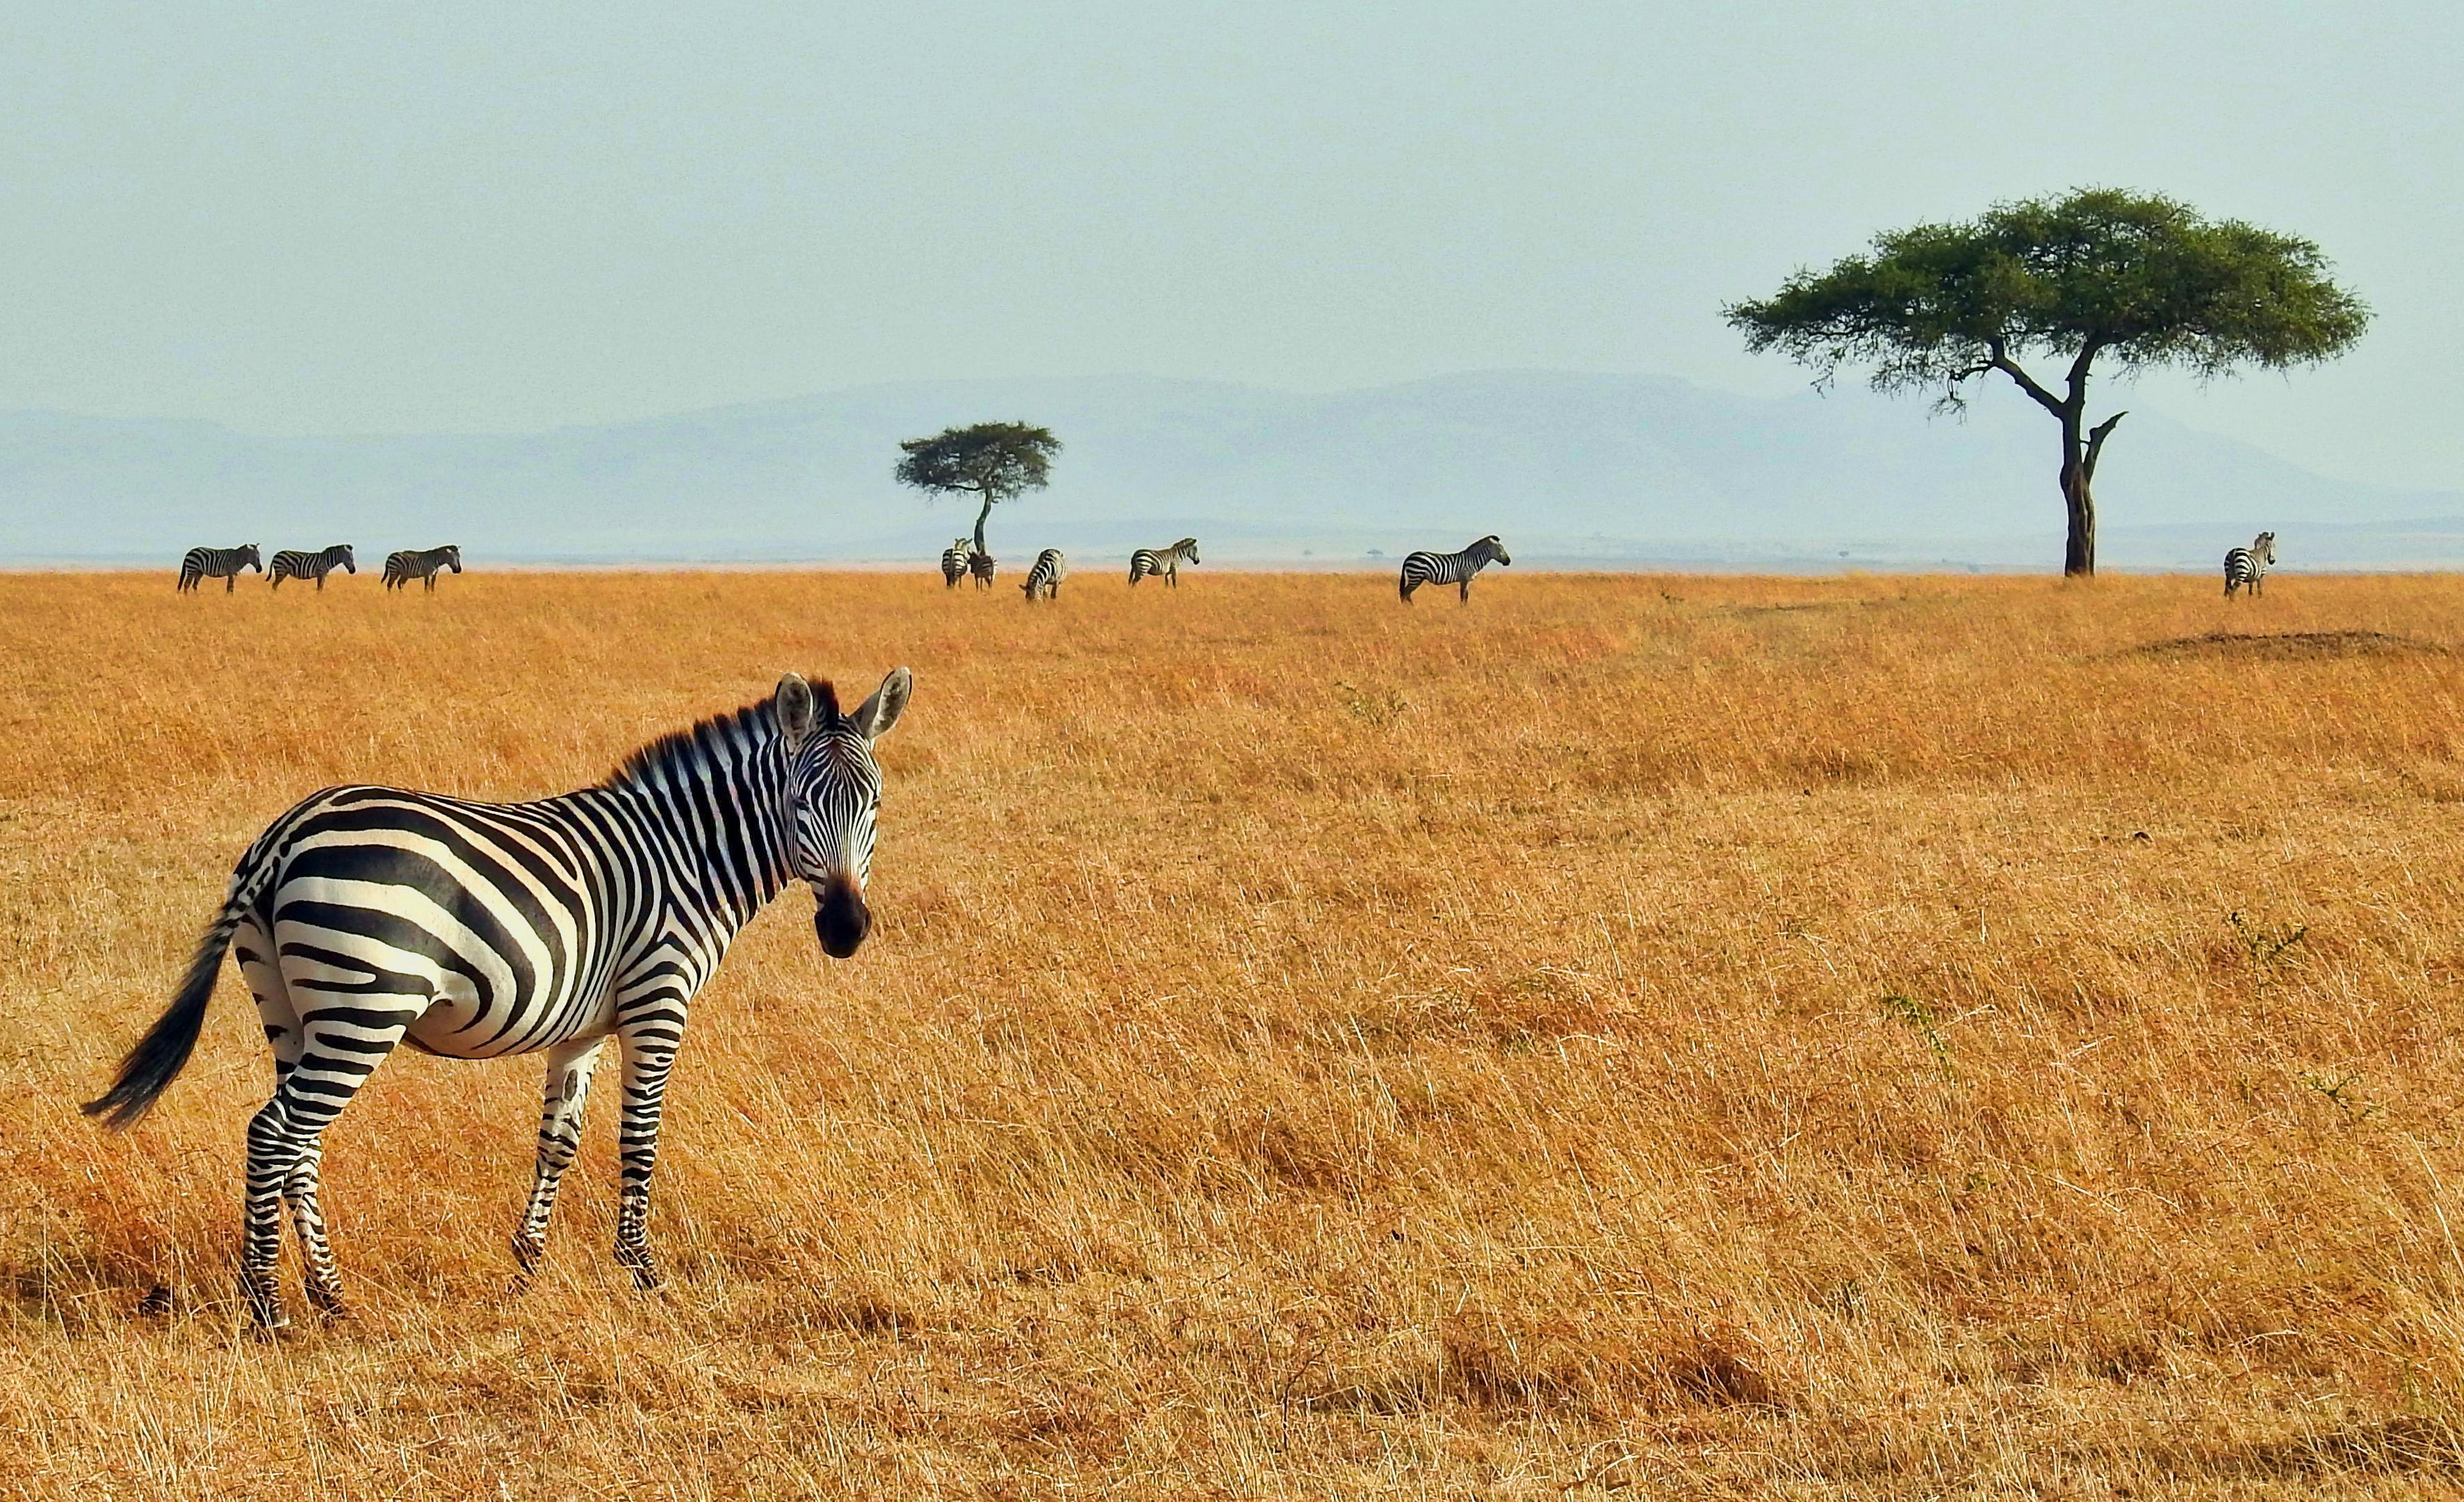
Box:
left=270, top=544, right=356, bottom=591
left=384, top=544, right=462, bottom=592
left=968, top=551, right=997, bottom=590
left=177, top=544, right=261, bottom=594
left=940, top=538, right=973, bottom=589
left=2224, top=531, right=2277, bottom=598
left=1021, top=548, right=1066, bottom=601
left=1129, top=537, right=1200, bottom=589
left=1398, top=534, right=1511, bottom=603
left=82, top=669, right=913, bottom=1329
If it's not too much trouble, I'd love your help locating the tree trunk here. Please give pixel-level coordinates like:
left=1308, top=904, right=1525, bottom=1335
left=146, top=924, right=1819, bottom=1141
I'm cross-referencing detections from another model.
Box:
left=2059, top=410, right=2096, bottom=577
left=972, top=494, right=993, bottom=555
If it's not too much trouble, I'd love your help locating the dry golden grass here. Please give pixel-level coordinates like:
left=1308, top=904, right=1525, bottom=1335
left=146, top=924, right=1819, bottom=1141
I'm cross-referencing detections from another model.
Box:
left=8, top=566, right=2464, bottom=1497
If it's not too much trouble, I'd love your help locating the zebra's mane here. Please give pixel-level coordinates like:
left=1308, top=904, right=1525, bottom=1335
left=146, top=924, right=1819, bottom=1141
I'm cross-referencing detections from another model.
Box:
left=604, top=682, right=839, bottom=788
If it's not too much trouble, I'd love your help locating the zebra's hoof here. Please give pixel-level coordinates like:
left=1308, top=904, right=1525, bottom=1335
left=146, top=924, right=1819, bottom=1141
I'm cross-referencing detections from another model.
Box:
left=136, top=1284, right=174, bottom=1318
left=614, top=1247, right=664, bottom=1291
left=306, top=1286, right=354, bottom=1321
left=238, top=1272, right=289, bottom=1332
left=509, top=1233, right=546, bottom=1277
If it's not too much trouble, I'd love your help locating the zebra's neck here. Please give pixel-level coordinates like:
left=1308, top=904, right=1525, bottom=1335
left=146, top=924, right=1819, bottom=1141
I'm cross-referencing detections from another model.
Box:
left=603, top=700, right=794, bottom=928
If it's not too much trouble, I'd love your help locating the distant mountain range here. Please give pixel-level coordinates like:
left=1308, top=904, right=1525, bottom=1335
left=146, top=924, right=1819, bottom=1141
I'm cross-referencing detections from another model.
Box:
left=4, top=372, right=2458, bottom=569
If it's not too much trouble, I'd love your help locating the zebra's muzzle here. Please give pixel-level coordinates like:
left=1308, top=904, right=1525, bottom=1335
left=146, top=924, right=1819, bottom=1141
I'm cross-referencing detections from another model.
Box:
left=815, top=881, right=871, bottom=958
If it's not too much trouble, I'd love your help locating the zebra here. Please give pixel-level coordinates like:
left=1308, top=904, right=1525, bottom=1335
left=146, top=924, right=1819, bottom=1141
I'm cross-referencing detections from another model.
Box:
left=1020, top=548, right=1066, bottom=601
left=178, top=544, right=261, bottom=594
left=384, top=544, right=462, bottom=592
left=269, top=544, right=356, bottom=591
left=2224, top=531, right=2277, bottom=598
left=1398, top=535, right=1511, bottom=603
left=968, top=550, right=997, bottom=590
left=83, top=669, right=913, bottom=1329
left=940, top=538, right=972, bottom=589
left=1129, top=538, right=1200, bottom=589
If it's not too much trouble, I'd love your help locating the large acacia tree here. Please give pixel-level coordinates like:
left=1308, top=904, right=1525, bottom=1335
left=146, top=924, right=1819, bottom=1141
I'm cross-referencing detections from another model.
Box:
left=894, top=422, right=1062, bottom=555
left=1726, top=188, right=2368, bottom=575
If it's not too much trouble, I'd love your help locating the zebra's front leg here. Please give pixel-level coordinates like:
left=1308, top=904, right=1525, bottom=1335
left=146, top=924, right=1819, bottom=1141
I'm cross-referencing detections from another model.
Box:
left=612, top=1025, right=681, bottom=1290
left=509, top=1036, right=607, bottom=1288
left=1459, top=578, right=1471, bottom=603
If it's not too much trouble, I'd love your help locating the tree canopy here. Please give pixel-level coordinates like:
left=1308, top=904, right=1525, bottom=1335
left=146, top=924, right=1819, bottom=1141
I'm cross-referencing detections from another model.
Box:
left=894, top=422, right=1062, bottom=555
left=1726, top=188, right=2369, bottom=574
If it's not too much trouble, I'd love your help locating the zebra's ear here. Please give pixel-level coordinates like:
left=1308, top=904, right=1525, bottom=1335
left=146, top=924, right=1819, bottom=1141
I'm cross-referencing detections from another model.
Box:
left=850, top=667, right=911, bottom=741
left=775, top=673, right=819, bottom=748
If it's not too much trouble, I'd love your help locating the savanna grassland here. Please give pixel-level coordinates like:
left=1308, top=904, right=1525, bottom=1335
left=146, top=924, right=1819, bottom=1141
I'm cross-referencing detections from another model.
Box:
left=9, top=567, right=2464, bottom=1498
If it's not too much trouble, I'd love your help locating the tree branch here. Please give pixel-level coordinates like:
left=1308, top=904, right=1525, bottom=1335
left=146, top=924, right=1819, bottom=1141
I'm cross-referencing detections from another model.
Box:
left=2081, top=411, right=2127, bottom=482
left=1985, top=336, right=2067, bottom=417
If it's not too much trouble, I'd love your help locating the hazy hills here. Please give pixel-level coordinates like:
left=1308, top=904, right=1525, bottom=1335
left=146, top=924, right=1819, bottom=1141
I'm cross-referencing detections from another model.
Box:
left=4, top=372, right=2456, bottom=569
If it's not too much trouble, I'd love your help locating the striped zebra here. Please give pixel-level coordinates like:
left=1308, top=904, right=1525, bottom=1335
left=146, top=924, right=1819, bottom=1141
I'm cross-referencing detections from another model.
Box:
left=177, top=544, right=261, bottom=594
left=269, top=544, right=356, bottom=591
left=2224, top=531, right=2277, bottom=598
left=1020, top=548, right=1066, bottom=601
left=1129, top=538, right=1200, bottom=588
left=83, top=670, right=913, bottom=1329
left=940, top=538, right=972, bottom=589
left=968, top=550, right=997, bottom=590
left=1398, top=534, right=1510, bottom=603
left=383, top=544, right=462, bottom=592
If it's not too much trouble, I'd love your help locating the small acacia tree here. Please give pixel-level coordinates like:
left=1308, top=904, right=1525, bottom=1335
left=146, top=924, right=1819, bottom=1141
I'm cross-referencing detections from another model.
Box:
left=894, top=422, right=1062, bottom=556
left=1726, top=188, right=2368, bottom=576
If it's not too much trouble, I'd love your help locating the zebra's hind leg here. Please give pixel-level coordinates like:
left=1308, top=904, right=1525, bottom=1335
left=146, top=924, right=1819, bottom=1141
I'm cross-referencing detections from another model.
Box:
left=240, top=986, right=418, bottom=1330
left=284, top=1146, right=349, bottom=1317
left=509, top=1036, right=607, bottom=1289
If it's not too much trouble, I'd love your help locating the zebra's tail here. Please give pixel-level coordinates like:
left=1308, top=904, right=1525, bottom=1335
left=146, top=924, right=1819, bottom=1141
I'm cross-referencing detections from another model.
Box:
left=83, top=890, right=252, bottom=1130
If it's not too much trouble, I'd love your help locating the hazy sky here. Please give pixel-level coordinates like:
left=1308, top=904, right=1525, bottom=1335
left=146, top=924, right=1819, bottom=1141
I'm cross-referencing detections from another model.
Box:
left=6, top=2, right=2457, bottom=489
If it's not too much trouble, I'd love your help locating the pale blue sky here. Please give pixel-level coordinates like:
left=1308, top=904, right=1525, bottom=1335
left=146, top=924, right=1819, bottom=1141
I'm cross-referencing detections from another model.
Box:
left=4, top=2, right=2456, bottom=489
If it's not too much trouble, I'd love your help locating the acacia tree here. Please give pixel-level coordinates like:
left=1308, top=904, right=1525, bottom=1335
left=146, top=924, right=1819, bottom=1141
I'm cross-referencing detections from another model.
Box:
left=1726, top=188, right=2368, bottom=576
left=894, top=422, right=1062, bottom=556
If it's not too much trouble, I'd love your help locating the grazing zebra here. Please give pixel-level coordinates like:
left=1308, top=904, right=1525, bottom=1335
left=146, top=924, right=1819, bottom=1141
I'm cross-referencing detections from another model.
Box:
left=177, top=544, right=261, bottom=594
left=83, top=670, right=913, bottom=1329
left=968, top=550, right=997, bottom=590
left=1020, top=548, right=1066, bottom=601
left=1129, top=537, right=1201, bottom=589
left=2224, top=531, right=2277, bottom=598
left=940, top=538, right=972, bottom=589
left=1398, top=534, right=1511, bottom=603
left=383, top=544, right=462, bottom=592
left=269, top=544, right=356, bottom=591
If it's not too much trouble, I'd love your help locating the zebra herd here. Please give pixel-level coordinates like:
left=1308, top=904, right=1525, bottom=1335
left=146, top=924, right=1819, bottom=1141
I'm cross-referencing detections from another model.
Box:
left=177, top=543, right=463, bottom=593
left=936, top=534, right=1519, bottom=604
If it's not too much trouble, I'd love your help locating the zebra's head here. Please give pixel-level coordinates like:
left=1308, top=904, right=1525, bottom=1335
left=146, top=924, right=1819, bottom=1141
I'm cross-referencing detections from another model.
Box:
left=444, top=545, right=464, bottom=574
left=2255, top=531, right=2276, bottom=564
left=1179, top=538, right=1200, bottom=562
left=1478, top=534, right=1510, bottom=566
left=338, top=545, right=357, bottom=574
left=775, top=668, right=912, bottom=959
left=241, top=544, right=263, bottom=573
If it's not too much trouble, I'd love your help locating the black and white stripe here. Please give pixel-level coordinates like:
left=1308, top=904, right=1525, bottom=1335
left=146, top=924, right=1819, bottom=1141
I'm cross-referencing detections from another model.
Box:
left=270, top=544, right=357, bottom=591
left=84, top=670, right=914, bottom=1328
left=178, top=544, right=261, bottom=594
left=1128, top=537, right=1200, bottom=588
left=940, top=538, right=973, bottom=589
left=2224, top=531, right=2276, bottom=598
left=1398, top=534, right=1511, bottom=603
left=384, top=545, right=463, bottom=592
left=1020, top=548, right=1066, bottom=601
left=968, top=550, right=998, bottom=589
